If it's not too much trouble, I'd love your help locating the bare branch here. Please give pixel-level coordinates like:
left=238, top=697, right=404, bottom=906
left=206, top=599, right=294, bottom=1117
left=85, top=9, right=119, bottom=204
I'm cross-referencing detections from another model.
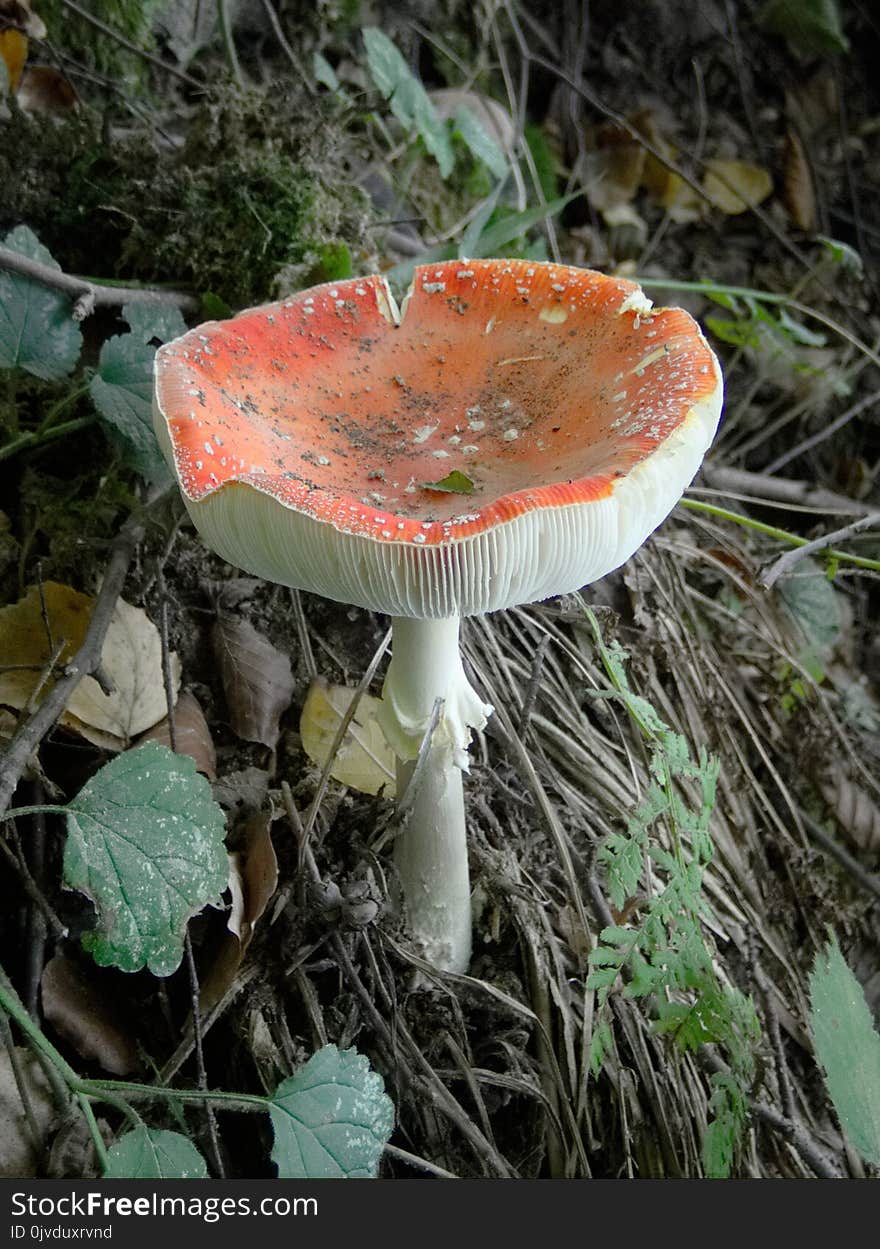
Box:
left=0, top=247, right=200, bottom=322
left=761, top=513, right=880, bottom=589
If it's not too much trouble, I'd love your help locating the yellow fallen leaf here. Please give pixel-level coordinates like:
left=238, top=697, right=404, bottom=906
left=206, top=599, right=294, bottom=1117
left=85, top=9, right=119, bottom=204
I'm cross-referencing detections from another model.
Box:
left=702, top=159, right=773, bottom=215
left=0, top=582, right=180, bottom=748
left=0, top=28, right=27, bottom=94
left=300, top=678, right=397, bottom=797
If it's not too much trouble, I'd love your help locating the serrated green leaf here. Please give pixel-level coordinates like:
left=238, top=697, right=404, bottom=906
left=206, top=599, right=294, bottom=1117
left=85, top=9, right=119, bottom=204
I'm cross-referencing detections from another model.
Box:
left=104, top=1127, right=208, bottom=1179
left=89, top=302, right=184, bottom=483
left=585, top=965, right=620, bottom=991
left=453, top=105, right=508, bottom=180
left=123, top=302, right=187, bottom=346
left=587, top=945, right=624, bottom=968
left=63, top=742, right=228, bottom=977
left=362, top=28, right=453, bottom=177
left=809, top=935, right=880, bottom=1165
left=420, top=469, right=475, bottom=494
left=0, top=226, right=82, bottom=380
left=270, top=1044, right=394, bottom=1179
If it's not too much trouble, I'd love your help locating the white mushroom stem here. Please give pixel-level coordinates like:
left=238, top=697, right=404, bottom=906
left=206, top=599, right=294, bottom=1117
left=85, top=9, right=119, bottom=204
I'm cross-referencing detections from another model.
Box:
left=378, top=616, right=493, bottom=974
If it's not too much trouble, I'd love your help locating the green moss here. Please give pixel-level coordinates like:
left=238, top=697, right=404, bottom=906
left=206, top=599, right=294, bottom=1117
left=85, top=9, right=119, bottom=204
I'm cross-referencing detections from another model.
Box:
left=0, top=87, right=373, bottom=309
left=39, top=0, right=166, bottom=86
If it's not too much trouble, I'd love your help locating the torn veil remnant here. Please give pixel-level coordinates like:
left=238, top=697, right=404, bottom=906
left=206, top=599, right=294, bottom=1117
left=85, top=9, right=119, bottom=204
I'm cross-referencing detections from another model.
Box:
left=153, top=259, right=723, bottom=975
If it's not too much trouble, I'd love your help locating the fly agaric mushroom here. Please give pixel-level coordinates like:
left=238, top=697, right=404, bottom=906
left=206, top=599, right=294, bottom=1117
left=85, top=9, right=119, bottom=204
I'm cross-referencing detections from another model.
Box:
left=153, top=259, right=722, bottom=974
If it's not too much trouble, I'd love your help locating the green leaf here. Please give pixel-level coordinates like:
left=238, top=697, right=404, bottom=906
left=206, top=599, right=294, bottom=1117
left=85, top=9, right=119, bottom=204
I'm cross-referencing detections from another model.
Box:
left=760, top=0, right=849, bottom=55
left=453, top=105, right=508, bottom=180
left=0, top=226, right=82, bottom=380
left=269, top=1044, right=394, bottom=1178
left=89, top=302, right=186, bottom=483
left=777, top=558, right=841, bottom=655
left=386, top=191, right=581, bottom=294
left=123, top=302, right=188, bottom=346
left=362, top=28, right=453, bottom=177
left=817, top=235, right=863, bottom=277
left=458, top=183, right=504, bottom=261
left=312, top=51, right=339, bottom=91
left=809, top=935, right=880, bottom=1165
left=104, top=1127, right=208, bottom=1179
left=420, top=469, right=475, bottom=495
left=63, top=742, right=228, bottom=977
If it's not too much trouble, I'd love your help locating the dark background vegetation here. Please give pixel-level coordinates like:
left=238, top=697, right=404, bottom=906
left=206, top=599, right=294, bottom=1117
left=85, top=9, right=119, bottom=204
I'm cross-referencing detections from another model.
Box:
left=1, top=0, right=879, bottom=1180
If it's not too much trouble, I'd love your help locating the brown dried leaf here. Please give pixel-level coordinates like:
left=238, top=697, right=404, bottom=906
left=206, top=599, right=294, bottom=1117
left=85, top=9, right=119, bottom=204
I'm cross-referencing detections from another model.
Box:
left=17, top=65, right=77, bottom=114
left=0, top=582, right=180, bottom=748
left=41, top=952, right=141, bottom=1076
left=139, top=690, right=217, bottom=779
left=702, top=159, right=773, bottom=215
left=0, top=1047, right=54, bottom=1177
left=200, top=811, right=278, bottom=1011
left=212, top=765, right=270, bottom=815
left=212, top=612, right=294, bottom=748
left=585, top=120, right=645, bottom=215
left=821, top=776, right=880, bottom=855
left=300, top=677, right=397, bottom=796
left=783, top=128, right=816, bottom=231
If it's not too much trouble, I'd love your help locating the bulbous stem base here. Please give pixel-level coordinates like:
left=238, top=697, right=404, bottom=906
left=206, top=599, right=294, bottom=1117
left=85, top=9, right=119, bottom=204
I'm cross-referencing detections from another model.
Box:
left=379, top=616, right=492, bottom=974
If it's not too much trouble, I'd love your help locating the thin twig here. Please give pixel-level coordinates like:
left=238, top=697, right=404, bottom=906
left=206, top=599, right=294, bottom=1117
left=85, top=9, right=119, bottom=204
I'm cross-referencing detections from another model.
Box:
left=183, top=934, right=225, bottom=1177
left=217, top=0, right=244, bottom=86
left=258, top=0, right=314, bottom=91
left=764, top=391, right=880, bottom=475
left=697, top=466, right=868, bottom=515
left=59, top=0, right=204, bottom=88
left=0, top=827, right=67, bottom=940
left=760, top=513, right=880, bottom=589
left=0, top=247, right=199, bottom=322
left=798, top=808, right=880, bottom=904
left=0, top=500, right=168, bottom=818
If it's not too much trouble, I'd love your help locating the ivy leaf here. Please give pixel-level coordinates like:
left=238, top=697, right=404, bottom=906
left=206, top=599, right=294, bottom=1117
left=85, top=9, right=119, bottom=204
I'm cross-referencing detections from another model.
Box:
left=0, top=226, right=82, bottom=380
left=809, top=935, right=880, bottom=1165
left=420, top=469, right=475, bottom=495
left=269, top=1044, right=394, bottom=1178
left=104, top=1127, right=208, bottom=1179
left=362, top=27, right=453, bottom=177
left=90, top=302, right=186, bottom=483
left=63, top=742, right=228, bottom=977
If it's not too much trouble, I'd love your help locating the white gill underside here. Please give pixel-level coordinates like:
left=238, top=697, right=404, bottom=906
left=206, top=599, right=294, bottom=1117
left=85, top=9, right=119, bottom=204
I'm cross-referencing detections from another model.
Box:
left=178, top=375, right=722, bottom=619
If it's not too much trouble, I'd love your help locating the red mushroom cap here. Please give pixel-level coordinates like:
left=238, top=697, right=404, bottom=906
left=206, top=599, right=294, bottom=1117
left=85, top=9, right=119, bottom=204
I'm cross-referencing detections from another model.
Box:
left=153, top=260, right=722, bottom=616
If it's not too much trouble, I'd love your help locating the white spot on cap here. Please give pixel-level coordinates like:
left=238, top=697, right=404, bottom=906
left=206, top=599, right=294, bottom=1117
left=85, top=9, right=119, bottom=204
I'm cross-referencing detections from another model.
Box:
left=413, top=424, right=437, bottom=444
left=502, top=429, right=519, bottom=441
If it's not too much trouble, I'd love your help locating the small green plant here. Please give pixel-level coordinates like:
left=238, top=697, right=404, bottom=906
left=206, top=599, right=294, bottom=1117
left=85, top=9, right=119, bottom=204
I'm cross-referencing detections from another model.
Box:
left=362, top=27, right=507, bottom=183
left=0, top=226, right=180, bottom=478
left=583, top=609, right=761, bottom=1178
left=1, top=741, right=395, bottom=1178
left=808, top=934, right=880, bottom=1167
